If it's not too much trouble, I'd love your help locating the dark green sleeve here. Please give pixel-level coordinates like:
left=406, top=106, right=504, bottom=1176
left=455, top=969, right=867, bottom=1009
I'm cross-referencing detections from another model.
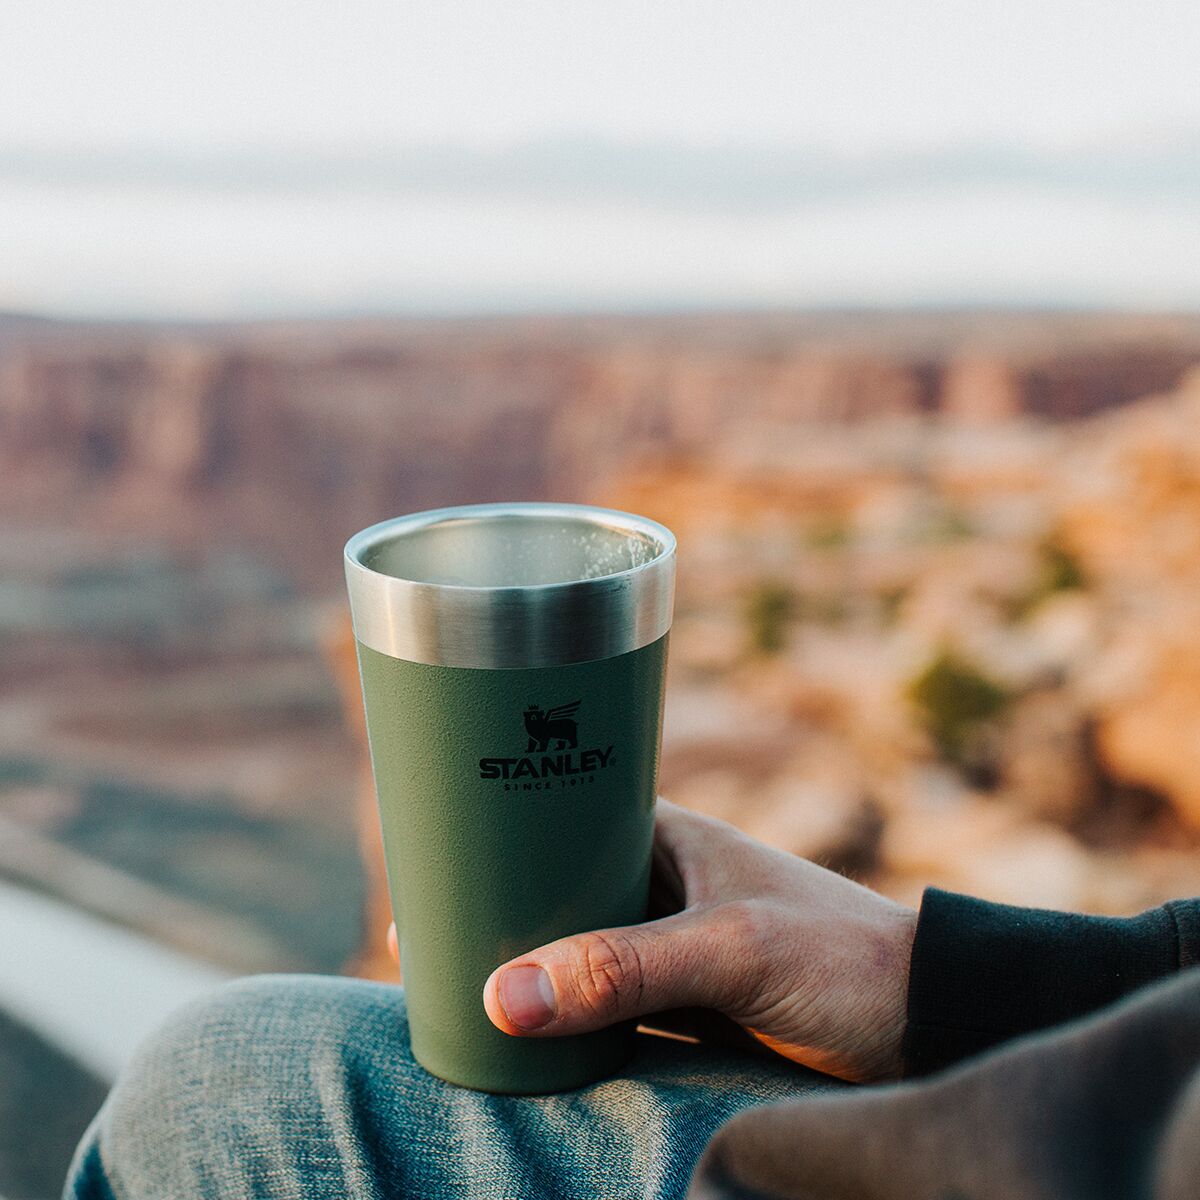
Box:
left=901, top=886, right=1200, bottom=1076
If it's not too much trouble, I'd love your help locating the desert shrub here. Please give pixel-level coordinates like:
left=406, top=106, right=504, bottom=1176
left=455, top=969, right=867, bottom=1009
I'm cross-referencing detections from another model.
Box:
left=876, top=585, right=909, bottom=625
left=743, top=579, right=796, bottom=655
left=805, top=517, right=853, bottom=550
left=1038, top=539, right=1087, bottom=593
left=907, top=649, right=1012, bottom=763
left=1009, top=537, right=1088, bottom=619
left=794, top=591, right=848, bottom=626
left=921, top=504, right=975, bottom=542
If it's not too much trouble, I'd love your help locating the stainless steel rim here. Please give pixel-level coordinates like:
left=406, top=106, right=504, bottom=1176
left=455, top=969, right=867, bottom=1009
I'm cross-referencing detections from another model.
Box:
left=344, top=502, right=676, bottom=668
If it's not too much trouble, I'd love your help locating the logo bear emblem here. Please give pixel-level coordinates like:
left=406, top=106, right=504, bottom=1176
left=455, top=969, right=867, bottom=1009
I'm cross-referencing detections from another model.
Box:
left=523, top=699, right=581, bottom=752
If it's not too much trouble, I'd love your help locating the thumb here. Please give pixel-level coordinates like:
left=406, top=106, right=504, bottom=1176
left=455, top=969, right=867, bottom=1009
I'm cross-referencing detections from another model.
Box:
left=483, top=909, right=748, bottom=1038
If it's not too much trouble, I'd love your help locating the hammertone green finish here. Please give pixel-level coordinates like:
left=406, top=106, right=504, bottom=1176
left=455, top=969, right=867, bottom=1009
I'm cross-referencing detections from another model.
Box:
left=356, top=633, right=669, bottom=1094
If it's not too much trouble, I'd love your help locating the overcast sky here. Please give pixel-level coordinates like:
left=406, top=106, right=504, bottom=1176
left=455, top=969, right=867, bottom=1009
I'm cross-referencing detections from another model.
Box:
left=2, top=1, right=1199, bottom=318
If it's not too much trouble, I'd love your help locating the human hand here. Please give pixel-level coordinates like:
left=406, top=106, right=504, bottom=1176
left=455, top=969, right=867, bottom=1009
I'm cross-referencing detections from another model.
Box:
left=390, top=796, right=916, bottom=1082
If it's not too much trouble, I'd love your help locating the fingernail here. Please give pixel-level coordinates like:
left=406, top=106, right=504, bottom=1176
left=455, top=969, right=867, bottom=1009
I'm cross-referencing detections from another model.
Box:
left=498, top=964, right=556, bottom=1030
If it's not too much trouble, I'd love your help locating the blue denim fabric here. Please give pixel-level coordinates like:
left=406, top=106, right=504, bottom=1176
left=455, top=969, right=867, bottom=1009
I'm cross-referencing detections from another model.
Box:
left=63, top=975, right=833, bottom=1200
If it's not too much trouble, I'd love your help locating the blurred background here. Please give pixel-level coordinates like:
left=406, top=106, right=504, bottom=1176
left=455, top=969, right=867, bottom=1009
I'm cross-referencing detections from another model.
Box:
left=4, top=2, right=1200, bottom=1196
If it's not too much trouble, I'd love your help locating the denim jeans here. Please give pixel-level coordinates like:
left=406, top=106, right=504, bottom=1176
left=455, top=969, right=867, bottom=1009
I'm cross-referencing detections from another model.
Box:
left=63, top=974, right=833, bottom=1200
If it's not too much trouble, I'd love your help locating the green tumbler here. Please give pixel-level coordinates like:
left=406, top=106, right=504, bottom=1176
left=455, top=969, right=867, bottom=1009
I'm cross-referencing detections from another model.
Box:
left=344, top=502, right=676, bottom=1094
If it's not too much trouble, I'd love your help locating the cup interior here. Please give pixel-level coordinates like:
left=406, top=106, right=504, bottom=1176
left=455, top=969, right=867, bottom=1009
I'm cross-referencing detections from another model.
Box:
left=356, top=511, right=669, bottom=588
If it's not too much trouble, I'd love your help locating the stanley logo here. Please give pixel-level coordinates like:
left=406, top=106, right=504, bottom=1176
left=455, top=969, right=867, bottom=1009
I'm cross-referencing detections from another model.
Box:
left=479, top=699, right=615, bottom=787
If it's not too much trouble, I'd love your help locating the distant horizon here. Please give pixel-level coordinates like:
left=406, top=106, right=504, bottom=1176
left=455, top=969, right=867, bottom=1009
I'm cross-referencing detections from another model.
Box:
left=5, top=2, right=1200, bottom=319
left=5, top=144, right=1200, bottom=320
left=7, top=300, right=1200, bottom=332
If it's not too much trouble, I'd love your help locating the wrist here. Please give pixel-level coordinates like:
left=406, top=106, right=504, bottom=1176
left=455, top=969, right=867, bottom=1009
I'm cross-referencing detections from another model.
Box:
left=860, top=904, right=918, bottom=1082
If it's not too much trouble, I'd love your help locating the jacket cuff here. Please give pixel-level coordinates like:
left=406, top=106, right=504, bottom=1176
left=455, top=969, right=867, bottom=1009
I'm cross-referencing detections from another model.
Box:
left=900, top=886, right=1184, bottom=1077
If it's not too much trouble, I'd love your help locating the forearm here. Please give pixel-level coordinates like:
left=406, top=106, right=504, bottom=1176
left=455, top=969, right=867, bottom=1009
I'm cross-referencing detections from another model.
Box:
left=901, top=887, right=1200, bottom=1076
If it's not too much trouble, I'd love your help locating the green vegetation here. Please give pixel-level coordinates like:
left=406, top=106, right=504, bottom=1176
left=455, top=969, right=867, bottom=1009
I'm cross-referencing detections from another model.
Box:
left=805, top=517, right=853, bottom=551
left=877, top=585, right=909, bottom=625
left=794, top=592, right=848, bottom=626
left=1008, top=537, right=1088, bottom=620
left=743, top=579, right=797, bottom=655
left=920, top=504, right=975, bottom=543
left=1037, top=539, right=1087, bottom=594
left=907, top=649, right=1012, bottom=763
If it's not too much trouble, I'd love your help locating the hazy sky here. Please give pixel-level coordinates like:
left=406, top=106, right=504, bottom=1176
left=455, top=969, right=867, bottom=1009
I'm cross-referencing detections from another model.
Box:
left=2, top=1, right=1199, bottom=317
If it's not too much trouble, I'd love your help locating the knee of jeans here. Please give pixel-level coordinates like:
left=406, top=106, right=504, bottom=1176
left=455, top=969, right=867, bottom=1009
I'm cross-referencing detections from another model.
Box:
left=103, top=975, right=407, bottom=1143
left=86, top=975, right=408, bottom=1195
left=110, top=977, right=302, bottom=1101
